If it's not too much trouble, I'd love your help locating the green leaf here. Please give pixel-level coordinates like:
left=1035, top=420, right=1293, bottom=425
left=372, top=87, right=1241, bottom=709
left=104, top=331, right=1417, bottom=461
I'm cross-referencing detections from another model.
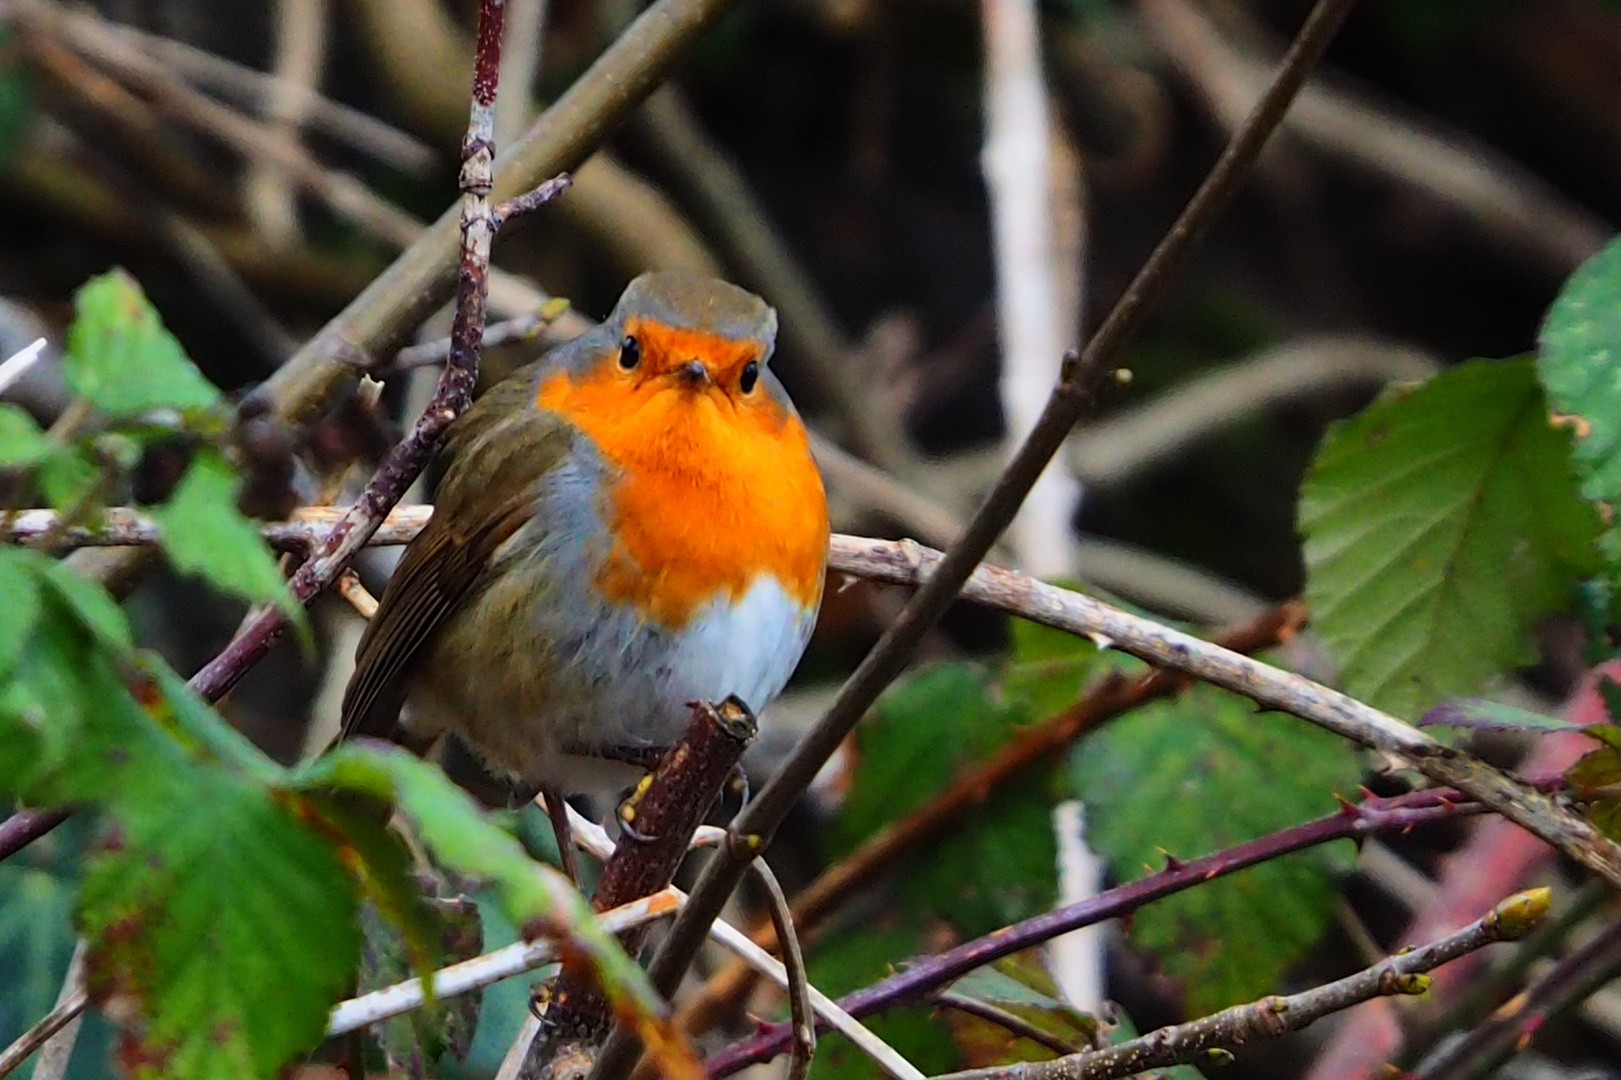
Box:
left=295, top=745, right=672, bottom=1036
left=944, top=953, right=1096, bottom=1067
left=1538, top=233, right=1621, bottom=555
left=62, top=269, right=221, bottom=416
left=1070, top=683, right=1360, bottom=1012
left=151, top=449, right=301, bottom=625
left=834, top=664, right=1058, bottom=936
left=135, top=656, right=284, bottom=782
left=39, top=555, right=132, bottom=651
left=77, top=772, right=362, bottom=1080
left=1300, top=358, right=1603, bottom=718
left=1418, top=698, right=1581, bottom=734
left=0, top=403, right=51, bottom=466
left=0, top=547, right=42, bottom=679
left=35, top=443, right=101, bottom=512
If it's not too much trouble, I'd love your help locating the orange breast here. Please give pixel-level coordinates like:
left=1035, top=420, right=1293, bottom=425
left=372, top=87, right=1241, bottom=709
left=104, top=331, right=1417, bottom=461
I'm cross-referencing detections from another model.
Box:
left=536, top=360, right=828, bottom=628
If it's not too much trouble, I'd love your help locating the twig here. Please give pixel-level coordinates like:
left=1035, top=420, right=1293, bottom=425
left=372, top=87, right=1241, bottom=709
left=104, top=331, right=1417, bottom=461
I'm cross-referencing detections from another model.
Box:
left=1066, top=335, right=1439, bottom=488
left=929, top=890, right=1551, bottom=1080
left=0, top=336, right=47, bottom=395
left=535, top=699, right=756, bottom=1049
left=546, top=803, right=921, bottom=1080
left=259, top=0, right=746, bottom=426
left=0, top=940, right=88, bottom=1080
left=171, top=0, right=532, bottom=697
left=1409, top=908, right=1621, bottom=1080
left=496, top=0, right=547, bottom=147
left=982, top=0, right=1080, bottom=581
left=12, top=0, right=424, bottom=246
left=750, top=858, right=816, bottom=1080
left=1136, top=0, right=1609, bottom=273
left=186, top=170, right=563, bottom=701
left=326, top=887, right=686, bottom=1037
left=15, top=512, right=1613, bottom=893
left=673, top=599, right=1303, bottom=1036
left=703, top=783, right=1494, bottom=1077
left=705, top=917, right=925, bottom=1080
left=1302, top=666, right=1621, bottom=1080
left=245, top=0, right=328, bottom=246
left=30, top=940, right=89, bottom=1080
left=589, top=11, right=1364, bottom=1079
left=0, top=992, right=87, bottom=1080
left=98, top=18, right=435, bottom=170
left=930, top=991, right=1084, bottom=1058
left=390, top=305, right=577, bottom=371
left=0, top=808, right=73, bottom=862
left=833, top=536, right=1621, bottom=882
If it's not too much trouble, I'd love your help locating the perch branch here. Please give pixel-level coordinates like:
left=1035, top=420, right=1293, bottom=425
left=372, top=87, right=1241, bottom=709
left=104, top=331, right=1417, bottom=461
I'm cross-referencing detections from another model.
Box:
left=931, top=889, right=1551, bottom=1080
left=534, top=699, right=755, bottom=1047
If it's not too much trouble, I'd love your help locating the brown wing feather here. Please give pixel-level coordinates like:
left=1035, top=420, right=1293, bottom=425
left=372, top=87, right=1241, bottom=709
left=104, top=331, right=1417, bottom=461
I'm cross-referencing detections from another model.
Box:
left=338, top=367, right=576, bottom=745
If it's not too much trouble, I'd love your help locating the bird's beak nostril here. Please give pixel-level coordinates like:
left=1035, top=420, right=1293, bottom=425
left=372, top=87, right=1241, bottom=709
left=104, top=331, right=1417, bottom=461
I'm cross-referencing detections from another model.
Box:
left=678, top=360, right=710, bottom=386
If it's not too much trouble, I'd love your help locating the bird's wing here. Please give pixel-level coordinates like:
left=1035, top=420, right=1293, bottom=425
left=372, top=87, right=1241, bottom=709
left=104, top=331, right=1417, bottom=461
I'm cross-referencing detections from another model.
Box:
left=338, top=367, right=577, bottom=744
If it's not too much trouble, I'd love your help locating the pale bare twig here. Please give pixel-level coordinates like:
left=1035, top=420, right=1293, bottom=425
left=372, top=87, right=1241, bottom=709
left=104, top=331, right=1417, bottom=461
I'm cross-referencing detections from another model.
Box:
left=1137, top=0, right=1610, bottom=272
left=1066, top=335, right=1440, bottom=488
left=325, top=888, right=686, bottom=1037
left=0, top=993, right=87, bottom=1080
left=932, top=890, right=1552, bottom=1080
left=24, top=940, right=86, bottom=1080
left=245, top=0, right=329, bottom=247
left=749, top=859, right=816, bottom=1080
left=982, top=0, right=1080, bottom=581
left=541, top=802, right=920, bottom=1080
left=496, top=0, right=548, bottom=147
left=0, top=940, right=88, bottom=1080
left=336, top=569, right=379, bottom=619
left=0, top=337, right=47, bottom=396
left=97, top=18, right=435, bottom=170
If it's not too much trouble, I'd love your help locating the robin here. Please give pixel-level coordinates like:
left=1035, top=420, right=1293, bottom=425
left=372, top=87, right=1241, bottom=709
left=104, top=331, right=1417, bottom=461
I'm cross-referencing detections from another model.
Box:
left=340, top=271, right=829, bottom=876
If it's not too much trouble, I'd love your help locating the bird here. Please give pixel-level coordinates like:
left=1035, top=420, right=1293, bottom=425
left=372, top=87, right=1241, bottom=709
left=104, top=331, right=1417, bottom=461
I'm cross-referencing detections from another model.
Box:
left=339, top=271, right=829, bottom=877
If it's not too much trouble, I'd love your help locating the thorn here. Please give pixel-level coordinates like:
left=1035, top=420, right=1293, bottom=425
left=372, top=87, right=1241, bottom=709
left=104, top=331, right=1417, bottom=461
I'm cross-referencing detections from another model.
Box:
left=1158, top=848, right=1185, bottom=872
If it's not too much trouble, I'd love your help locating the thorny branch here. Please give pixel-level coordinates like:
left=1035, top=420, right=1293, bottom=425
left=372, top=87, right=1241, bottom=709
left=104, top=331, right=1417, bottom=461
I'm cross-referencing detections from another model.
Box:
left=930, top=889, right=1552, bottom=1080
left=703, top=782, right=1506, bottom=1077
left=590, top=7, right=1365, bottom=1078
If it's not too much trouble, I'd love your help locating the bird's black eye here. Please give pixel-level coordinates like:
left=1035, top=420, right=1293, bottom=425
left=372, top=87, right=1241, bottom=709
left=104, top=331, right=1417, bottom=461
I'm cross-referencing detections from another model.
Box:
left=739, top=361, right=760, bottom=394
left=618, top=335, right=641, bottom=370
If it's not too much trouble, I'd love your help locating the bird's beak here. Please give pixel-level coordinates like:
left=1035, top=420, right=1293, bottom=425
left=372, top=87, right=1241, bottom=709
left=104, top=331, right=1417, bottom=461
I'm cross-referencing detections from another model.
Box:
left=675, top=360, right=711, bottom=387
